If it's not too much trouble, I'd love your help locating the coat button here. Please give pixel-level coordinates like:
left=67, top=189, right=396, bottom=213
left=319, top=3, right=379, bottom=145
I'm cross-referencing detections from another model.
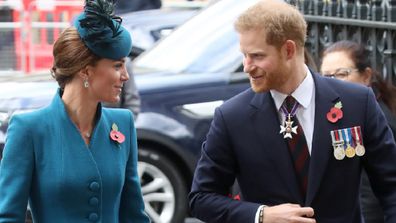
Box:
left=88, top=213, right=99, bottom=222
left=89, top=197, right=99, bottom=206
left=89, top=182, right=100, bottom=191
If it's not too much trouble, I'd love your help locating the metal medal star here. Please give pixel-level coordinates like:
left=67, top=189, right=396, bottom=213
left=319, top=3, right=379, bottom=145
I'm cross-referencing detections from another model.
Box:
left=280, top=115, right=298, bottom=139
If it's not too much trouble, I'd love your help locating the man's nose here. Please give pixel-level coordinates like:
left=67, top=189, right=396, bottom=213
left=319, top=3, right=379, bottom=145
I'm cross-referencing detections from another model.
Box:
left=243, top=57, right=255, bottom=73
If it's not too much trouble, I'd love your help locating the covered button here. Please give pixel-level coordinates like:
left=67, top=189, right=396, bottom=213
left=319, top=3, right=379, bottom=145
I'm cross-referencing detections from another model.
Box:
left=88, top=213, right=99, bottom=222
left=89, top=197, right=99, bottom=206
left=89, top=182, right=100, bottom=191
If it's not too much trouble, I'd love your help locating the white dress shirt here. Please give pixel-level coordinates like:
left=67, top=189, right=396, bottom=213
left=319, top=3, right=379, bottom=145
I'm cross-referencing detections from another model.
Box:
left=254, top=66, right=316, bottom=222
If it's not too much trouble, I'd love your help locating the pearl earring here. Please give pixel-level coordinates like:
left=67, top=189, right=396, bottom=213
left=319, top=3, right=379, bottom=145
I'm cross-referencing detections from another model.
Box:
left=83, top=78, right=89, bottom=88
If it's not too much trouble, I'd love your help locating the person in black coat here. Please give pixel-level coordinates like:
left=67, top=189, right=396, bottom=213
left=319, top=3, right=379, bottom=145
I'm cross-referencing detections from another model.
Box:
left=115, top=0, right=161, bottom=14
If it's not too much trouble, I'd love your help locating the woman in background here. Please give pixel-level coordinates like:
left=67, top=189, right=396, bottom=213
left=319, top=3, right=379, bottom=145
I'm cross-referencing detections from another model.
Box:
left=321, top=40, right=396, bottom=223
left=0, top=0, right=150, bottom=222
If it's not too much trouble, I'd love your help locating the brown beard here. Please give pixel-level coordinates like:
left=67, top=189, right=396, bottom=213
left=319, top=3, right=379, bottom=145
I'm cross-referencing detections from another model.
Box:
left=249, top=66, right=290, bottom=93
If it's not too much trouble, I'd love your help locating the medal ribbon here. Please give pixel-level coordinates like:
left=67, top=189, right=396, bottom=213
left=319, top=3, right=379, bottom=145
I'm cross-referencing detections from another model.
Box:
left=347, top=128, right=353, bottom=146
left=351, top=127, right=357, bottom=143
left=337, top=129, right=345, bottom=148
left=342, top=128, right=351, bottom=147
left=356, top=126, right=363, bottom=144
left=280, top=98, right=299, bottom=119
left=330, top=130, right=336, bottom=144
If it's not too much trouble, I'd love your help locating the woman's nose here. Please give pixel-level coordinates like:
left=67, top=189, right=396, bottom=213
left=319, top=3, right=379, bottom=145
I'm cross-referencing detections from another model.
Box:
left=121, top=67, right=129, bottom=82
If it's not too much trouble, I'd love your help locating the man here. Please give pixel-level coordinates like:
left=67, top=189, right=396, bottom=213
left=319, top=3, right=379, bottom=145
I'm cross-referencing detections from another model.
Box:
left=188, top=1, right=396, bottom=222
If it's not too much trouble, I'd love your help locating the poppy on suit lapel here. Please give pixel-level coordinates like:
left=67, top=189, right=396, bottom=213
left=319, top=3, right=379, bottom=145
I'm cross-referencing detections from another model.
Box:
left=327, top=101, right=343, bottom=123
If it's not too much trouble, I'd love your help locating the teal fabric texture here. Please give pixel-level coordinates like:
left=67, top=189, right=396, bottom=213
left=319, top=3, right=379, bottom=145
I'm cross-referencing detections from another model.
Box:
left=0, top=90, right=150, bottom=223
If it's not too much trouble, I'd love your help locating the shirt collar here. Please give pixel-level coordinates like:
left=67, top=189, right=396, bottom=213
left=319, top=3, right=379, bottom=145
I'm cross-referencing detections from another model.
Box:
left=270, top=66, right=314, bottom=111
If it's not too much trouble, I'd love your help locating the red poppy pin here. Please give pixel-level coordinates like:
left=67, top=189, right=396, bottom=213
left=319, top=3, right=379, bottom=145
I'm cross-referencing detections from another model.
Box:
left=110, top=123, right=125, bottom=145
left=327, top=101, right=343, bottom=123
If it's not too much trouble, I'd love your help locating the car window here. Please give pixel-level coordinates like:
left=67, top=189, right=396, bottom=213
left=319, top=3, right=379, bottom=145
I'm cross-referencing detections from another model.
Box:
left=134, top=0, right=258, bottom=74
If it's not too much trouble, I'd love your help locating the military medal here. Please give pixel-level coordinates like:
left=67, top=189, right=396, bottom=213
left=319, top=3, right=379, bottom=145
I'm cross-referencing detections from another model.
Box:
left=343, top=129, right=355, bottom=158
left=331, top=130, right=345, bottom=160
left=279, top=98, right=299, bottom=139
left=353, top=126, right=365, bottom=156
left=334, top=144, right=346, bottom=160
left=280, top=114, right=298, bottom=139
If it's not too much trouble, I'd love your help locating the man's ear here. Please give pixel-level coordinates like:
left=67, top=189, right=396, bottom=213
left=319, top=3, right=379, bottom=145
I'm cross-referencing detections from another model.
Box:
left=283, top=40, right=297, bottom=59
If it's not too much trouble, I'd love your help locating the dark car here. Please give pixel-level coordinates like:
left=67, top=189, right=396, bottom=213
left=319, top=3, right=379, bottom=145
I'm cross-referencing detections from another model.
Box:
left=121, top=8, right=198, bottom=60
left=0, top=0, right=257, bottom=222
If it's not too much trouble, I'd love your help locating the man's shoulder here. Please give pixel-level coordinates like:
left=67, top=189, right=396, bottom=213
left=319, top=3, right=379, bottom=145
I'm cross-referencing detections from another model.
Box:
left=314, top=73, right=371, bottom=102
left=220, top=88, right=256, bottom=109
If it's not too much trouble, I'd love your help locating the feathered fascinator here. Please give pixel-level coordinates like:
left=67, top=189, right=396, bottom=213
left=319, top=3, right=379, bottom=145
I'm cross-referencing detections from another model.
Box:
left=74, top=0, right=132, bottom=60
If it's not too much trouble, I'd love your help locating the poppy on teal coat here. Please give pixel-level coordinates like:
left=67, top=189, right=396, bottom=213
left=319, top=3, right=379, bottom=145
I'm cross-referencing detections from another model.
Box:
left=0, top=90, right=150, bottom=223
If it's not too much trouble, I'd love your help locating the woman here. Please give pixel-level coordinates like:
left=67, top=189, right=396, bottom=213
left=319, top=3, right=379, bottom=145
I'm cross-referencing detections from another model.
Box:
left=321, top=40, right=396, bottom=223
left=0, top=0, right=150, bottom=222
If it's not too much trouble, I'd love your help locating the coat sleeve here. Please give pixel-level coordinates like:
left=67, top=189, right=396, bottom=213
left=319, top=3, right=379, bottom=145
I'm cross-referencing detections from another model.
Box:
left=0, top=115, right=34, bottom=222
left=119, top=112, right=150, bottom=223
left=362, top=88, right=396, bottom=222
left=189, top=107, right=260, bottom=223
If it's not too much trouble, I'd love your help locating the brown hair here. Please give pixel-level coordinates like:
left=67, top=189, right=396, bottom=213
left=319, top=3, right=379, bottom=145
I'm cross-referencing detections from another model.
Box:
left=323, top=40, right=396, bottom=114
left=234, top=0, right=307, bottom=50
left=51, top=27, right=100, bottom=89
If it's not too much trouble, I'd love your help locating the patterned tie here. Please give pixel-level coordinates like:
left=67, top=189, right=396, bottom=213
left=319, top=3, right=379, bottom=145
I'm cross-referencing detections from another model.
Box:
left=282, top=96, right=310, bottom=197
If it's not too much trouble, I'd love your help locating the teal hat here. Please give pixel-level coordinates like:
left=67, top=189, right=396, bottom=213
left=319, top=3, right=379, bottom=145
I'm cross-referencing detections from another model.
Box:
left=74, top=0, right=132, bottom=60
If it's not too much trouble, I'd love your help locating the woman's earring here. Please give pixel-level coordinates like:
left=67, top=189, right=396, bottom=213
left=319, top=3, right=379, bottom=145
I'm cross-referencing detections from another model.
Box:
left=83, top=78, right=89, bottom=88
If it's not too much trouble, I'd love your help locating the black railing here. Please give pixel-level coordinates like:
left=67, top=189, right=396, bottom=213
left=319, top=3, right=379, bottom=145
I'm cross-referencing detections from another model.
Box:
left=287, top=0, right=396, bottom=84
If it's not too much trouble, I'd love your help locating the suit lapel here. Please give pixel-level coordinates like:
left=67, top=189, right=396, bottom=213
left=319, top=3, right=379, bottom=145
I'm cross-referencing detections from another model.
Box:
left=306, top=74, right=340, bottom=205
left=250, top=92, right=303, bottom=203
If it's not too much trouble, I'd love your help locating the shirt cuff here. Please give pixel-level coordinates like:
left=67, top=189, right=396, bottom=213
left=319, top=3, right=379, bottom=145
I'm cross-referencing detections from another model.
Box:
left=254, top=205, right=265, bottom=223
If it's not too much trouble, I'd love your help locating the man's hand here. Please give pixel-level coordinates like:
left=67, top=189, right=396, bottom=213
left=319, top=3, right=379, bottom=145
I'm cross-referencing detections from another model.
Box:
left=263, top=203, right=316, bottom=223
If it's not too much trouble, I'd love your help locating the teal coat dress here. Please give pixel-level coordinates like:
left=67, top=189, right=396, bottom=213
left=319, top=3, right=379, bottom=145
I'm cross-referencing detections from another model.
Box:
left=0, top=90, right=150, bottom=223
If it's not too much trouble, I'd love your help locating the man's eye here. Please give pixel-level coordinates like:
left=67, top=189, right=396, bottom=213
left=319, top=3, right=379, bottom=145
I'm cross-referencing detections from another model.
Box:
left=252, top=54, right=263, bottom=59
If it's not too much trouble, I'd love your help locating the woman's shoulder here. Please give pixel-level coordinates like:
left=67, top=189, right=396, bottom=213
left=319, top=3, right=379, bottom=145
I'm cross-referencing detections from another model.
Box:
left=9, top=106, right=51, bottom=126
left=102, top=107, right=133, bottom=118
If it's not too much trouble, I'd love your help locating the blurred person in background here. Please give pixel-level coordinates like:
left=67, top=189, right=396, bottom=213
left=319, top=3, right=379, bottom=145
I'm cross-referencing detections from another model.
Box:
left=320, top=40, right=396, bottom=223
left=304, top=48, right=318, bottom=72
left=0, top=0, right=150, bottom=222
left=115, top=0, right=161, bottom=14
left=104, top=56, right=141, bottom=119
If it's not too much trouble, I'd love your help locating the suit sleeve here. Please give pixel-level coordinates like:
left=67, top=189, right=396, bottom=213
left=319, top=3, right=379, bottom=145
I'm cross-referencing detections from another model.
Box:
left=0, top=115, right=34, bottom=222
left=119, top=111, right=150, bottom=223
left=362, top=88, right=396, bottom=222
left=189, top=107, right=260, bottom=223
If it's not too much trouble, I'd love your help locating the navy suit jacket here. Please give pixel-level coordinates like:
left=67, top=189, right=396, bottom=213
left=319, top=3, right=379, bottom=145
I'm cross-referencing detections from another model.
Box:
left=189, top=73, right=396, bottom=223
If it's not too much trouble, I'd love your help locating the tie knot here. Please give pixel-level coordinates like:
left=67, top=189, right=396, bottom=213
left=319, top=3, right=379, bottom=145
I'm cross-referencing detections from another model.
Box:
left=283, top=96, right=297, bottom=113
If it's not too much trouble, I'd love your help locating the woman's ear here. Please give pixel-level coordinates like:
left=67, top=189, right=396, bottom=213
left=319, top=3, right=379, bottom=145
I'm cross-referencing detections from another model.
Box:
left=78, top=67, right=88, bottom=79
left=361, top=67, right=373, bottom=86
left=78, top=65, right=94, bottom=80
